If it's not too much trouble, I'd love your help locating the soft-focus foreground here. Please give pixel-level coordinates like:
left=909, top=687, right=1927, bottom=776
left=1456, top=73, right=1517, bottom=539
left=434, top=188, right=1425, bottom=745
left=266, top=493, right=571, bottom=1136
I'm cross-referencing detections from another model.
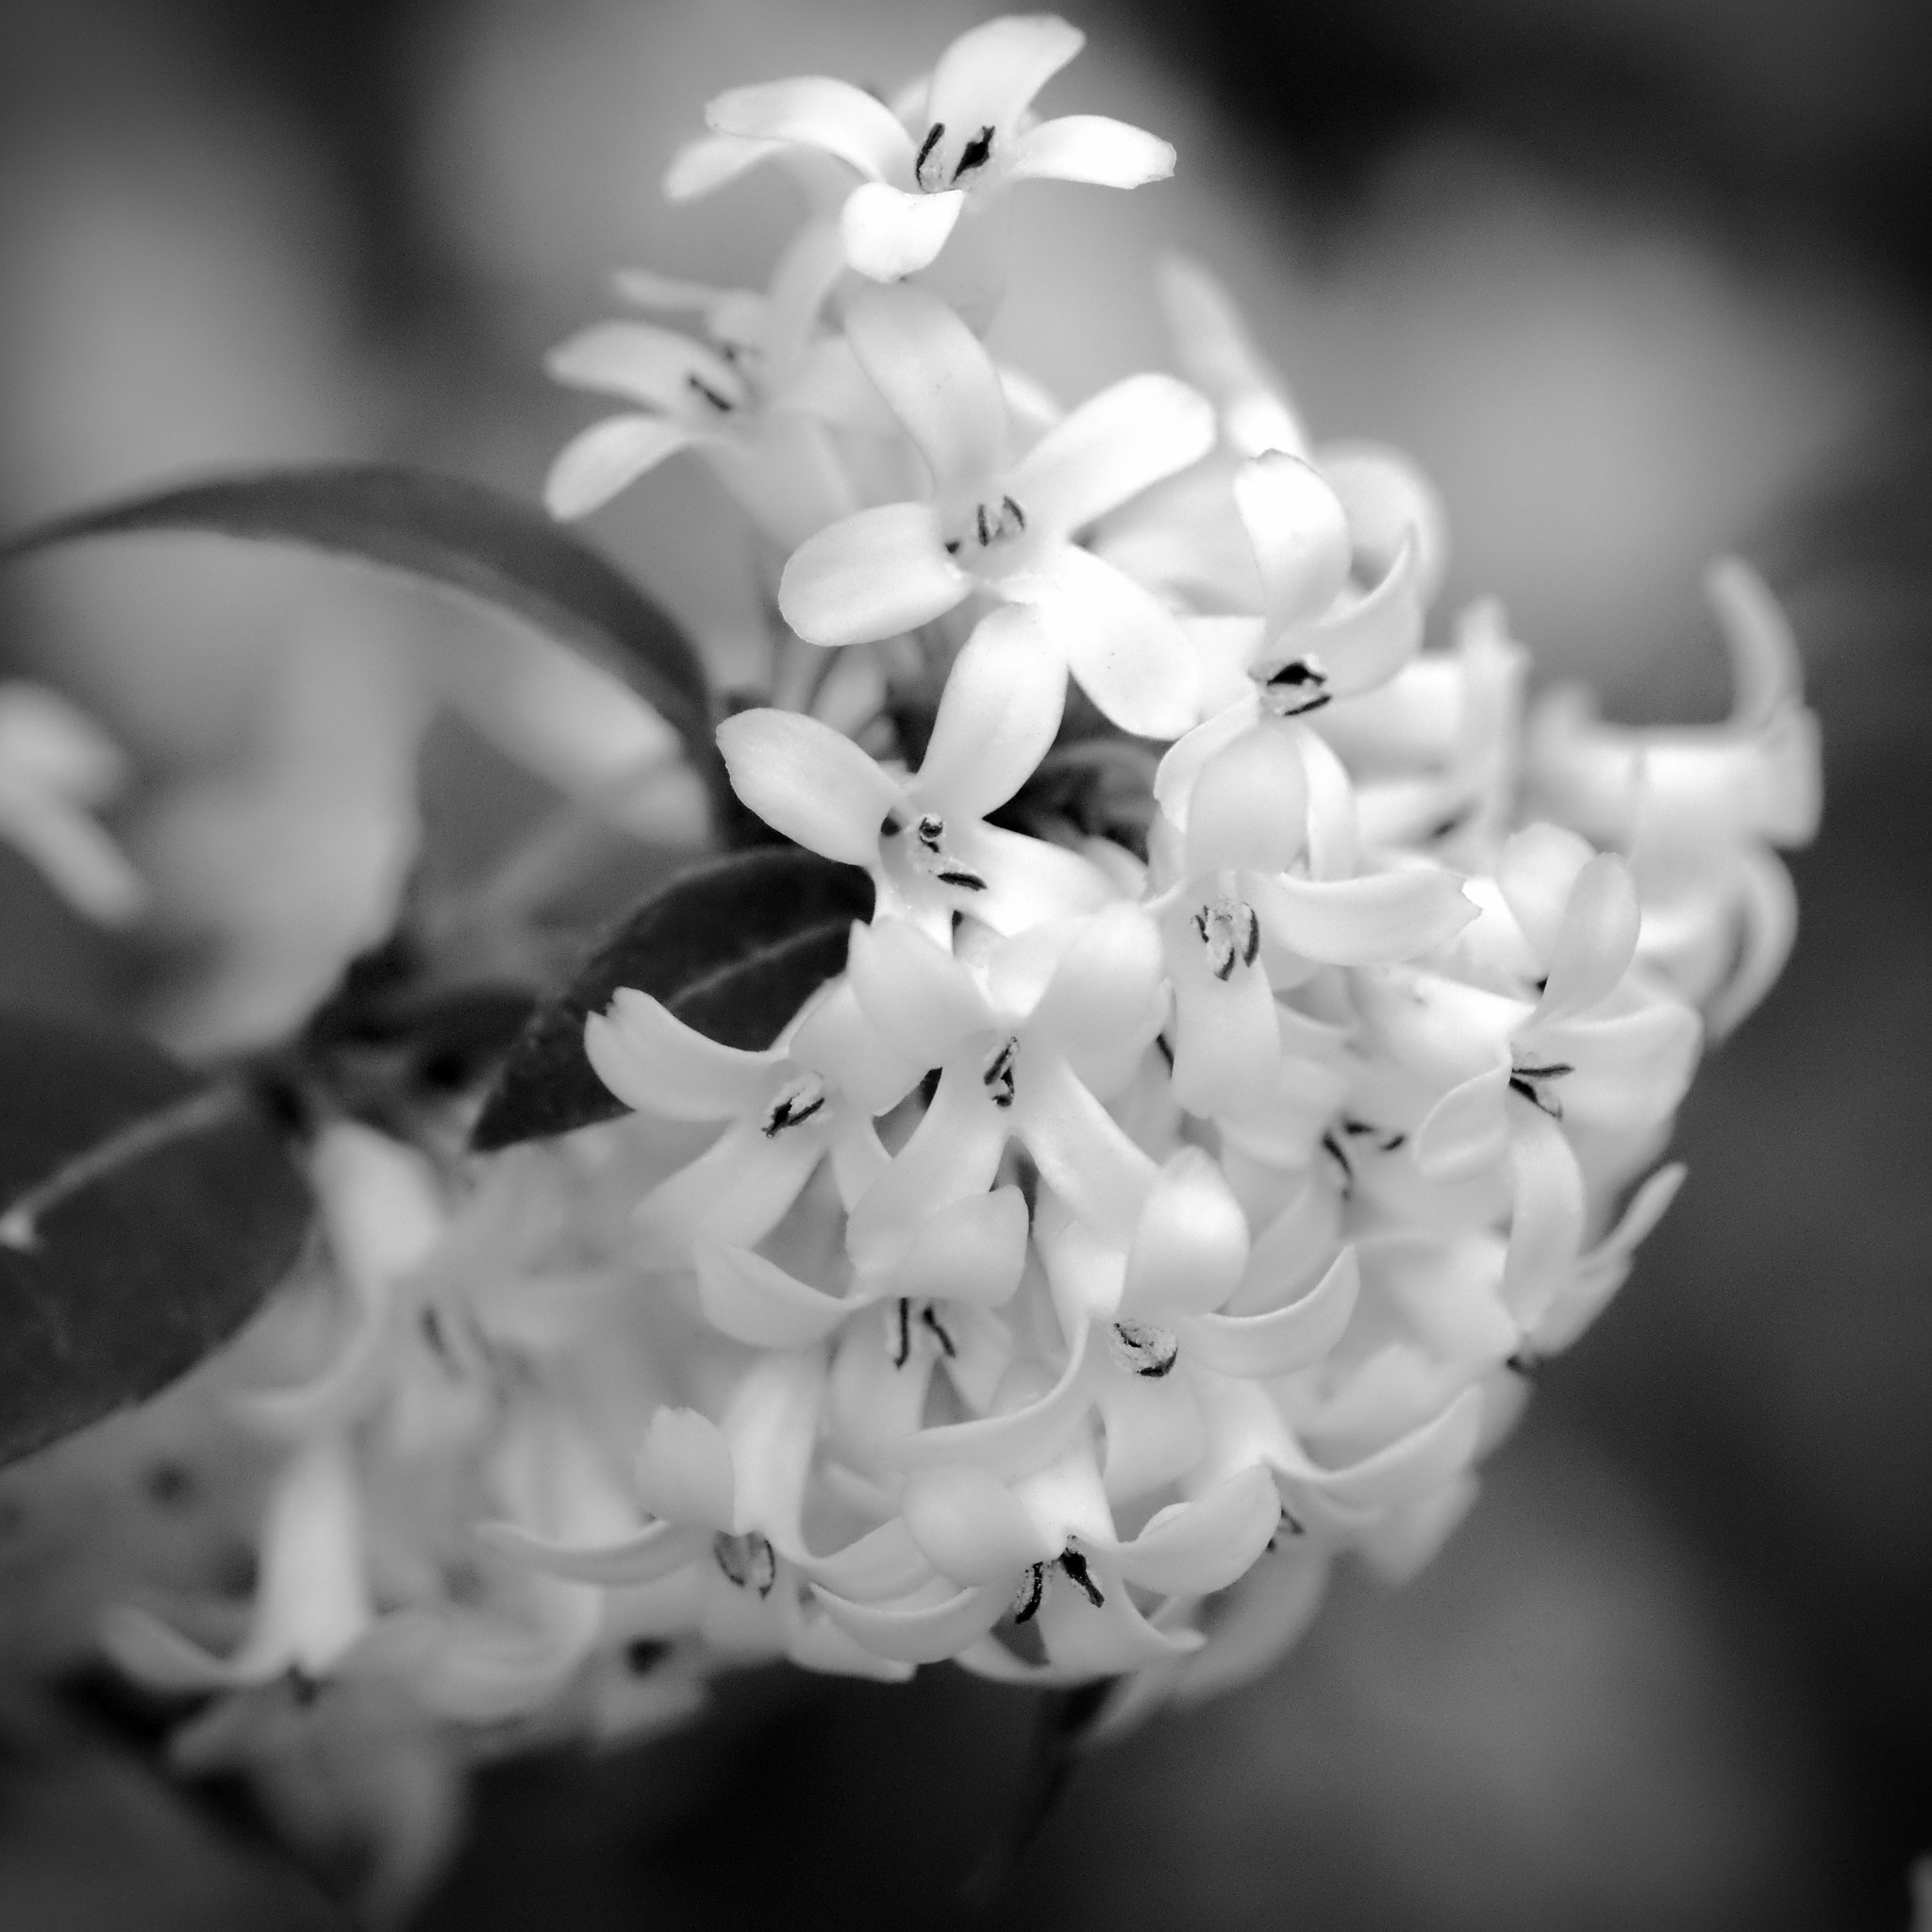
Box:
left=0, top=11, right=1824, bottom=1926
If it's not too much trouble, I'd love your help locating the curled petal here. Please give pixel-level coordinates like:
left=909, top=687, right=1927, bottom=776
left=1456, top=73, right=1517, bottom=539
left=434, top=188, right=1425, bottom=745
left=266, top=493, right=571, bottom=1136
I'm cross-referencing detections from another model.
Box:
left=1158, top=255, right=1306, bottom=457
left=885, top=1325, right=1093, bottom=1478
left=846, top=1064, right=1009, bottom=1270
left=902, top=1464, right=1057, bottom=1583
left=845, top=917, right=992, bottom=1063
left=1707, top=848, right=1798, bottom=1038
left=1035, top=1560, right=1205, bottom=1674
left=792, top=1519, right=933, bottom=1603
left=638, top=1407, right=737, bottom=1529
left=695, top=1241, right=860, bottom=1349
left=545, top=416, right=698, bottom=520
left=1412, top=1062, right=1512, bottom=1183
left=1528, top=852, right=1640, bottom=1025
left=1103, top=1466, right=1281, bottom=1595
left=1232, top=452, right=1352, bottom=634
left=1011, top=375, right=1216, bottom=540
left=927, top=13, right=1085, bottom=133
left=1014, top=1053, right=1162, bottom=1245
left=588, top=988, right=782, bottom=1121
left=1184, top=724, right=1308, bottom=876
left=1539, top=1000, right=1702, bottom=1130
left=791, top=979, right=927, bottom=1116
left=635, top=1117, right=827, bottom=1265
left=891, top=1185, right=1031, bottom=1306
left=1317, top=440, right=1449, bottom=605
left=1287, top=1385, right=1485, bottom=1510
left=1024, top=545, right=1198, bottom=740
left=1153, top=695, right=1259, bottom=827
left=843, top=284, right=1008, bottom=495
left=779, top=503, right=969, bottom=646
left=1168, top=949, right=1281, bottom=1121
left=478, top=1518, right=708, bottom=1588
left=706, top=77, right=912, bottom=181
left=812, top=1579, right=1009, bottom=1666
left=1496, top=821, right=1597, bottom=959
left=1283, top=533, right=1423, bottom=698
left=1250, top=868, right=1474, bottom=965
left=547, top=321, right=742, bottom=413
left=663, top=131, right=779, bottom=200
left=716, top=708, right=901, bottom=866
left=1707, top=555, right=1803, bottom=731
left=841, top=182, right=967, bottom=280
left=1500, top=1105, right=1588, bottom=1325
left=1123, top=1147, right=1250, bottom=1319
left=1004, top=114, right=1175, bottom=188
left=1031, top=903, right=1168, bottom=1073
left=1182, top=1245, right=1358, bottom=1376
left=918, top=606, right=1067, bottom=820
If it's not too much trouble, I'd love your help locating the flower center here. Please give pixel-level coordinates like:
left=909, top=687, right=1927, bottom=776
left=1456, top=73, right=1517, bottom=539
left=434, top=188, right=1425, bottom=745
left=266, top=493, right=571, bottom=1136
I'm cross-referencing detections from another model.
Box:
left=712, top=1531, right=777, bottom=1596
left=1256, top=655, right=1331, bottom=718
left=981, top=1036, right=1020, bottom=1109
left=1191, top=894, right=1260, bottom=982
left=1507, top=1059, right=1574, bottom=1119
left=880, top=810, right=988, bottom=893
left=913, top=121, right=996, bottom=192
left=760, top=1075, right=829, bottom=1138
left=1108, top=1319, right=1179, bottom=1378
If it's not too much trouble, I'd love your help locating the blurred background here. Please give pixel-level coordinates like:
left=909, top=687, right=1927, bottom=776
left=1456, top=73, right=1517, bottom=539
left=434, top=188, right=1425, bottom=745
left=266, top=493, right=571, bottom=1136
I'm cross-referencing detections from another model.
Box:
left=1, top=0, right=1928, bottom=1925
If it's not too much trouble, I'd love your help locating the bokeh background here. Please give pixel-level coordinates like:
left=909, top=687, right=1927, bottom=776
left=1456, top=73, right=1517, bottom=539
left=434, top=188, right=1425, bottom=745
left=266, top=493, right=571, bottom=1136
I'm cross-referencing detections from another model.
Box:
left=1, top=0, right=1928, bottom=1926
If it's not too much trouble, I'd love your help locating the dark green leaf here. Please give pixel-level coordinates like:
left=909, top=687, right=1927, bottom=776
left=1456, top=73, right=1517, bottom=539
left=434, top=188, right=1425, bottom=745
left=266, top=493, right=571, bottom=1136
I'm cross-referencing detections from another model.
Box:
left=472, top=849, right=874, bottom=1151
left=0, top=1013, right=311, bottom=1469
left=0, top=464, right=718, bottom=781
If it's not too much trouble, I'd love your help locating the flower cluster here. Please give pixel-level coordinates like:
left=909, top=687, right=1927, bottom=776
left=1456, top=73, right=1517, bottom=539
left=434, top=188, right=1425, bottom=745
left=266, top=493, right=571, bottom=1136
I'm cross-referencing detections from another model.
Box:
left=82, top=10, right=1818, bottom=1897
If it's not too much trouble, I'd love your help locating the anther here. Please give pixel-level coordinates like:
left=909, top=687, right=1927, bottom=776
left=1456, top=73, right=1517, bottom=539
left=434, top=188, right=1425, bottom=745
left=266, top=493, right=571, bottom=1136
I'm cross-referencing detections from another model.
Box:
left=916, top=814, right=945, bottom=851
left=1191, top=895, right=1259, bottom=981
left=1012, top=1562, right=1045, bottom=1624
left=1058, top=1548, right=1105, bottom=1607
left=982, top=1037, right=1019, bottom=1108
left=1259, top=658, right=1332, bottom=717
left=685, top=372, right=735, bottom=413
left=892, top=1297, right=912, bottom=1370
left=713, top=1531, right=777, bottom=1596
left=914, top=122, right=946, bottom=191
left=920, top=1305, right=958, bottom=1357
left=1108, top=1319, right=1179, bottom=1378
left=761, top=1076, right=829, bottom=1138
left=952, top=125, right=995, bottom=182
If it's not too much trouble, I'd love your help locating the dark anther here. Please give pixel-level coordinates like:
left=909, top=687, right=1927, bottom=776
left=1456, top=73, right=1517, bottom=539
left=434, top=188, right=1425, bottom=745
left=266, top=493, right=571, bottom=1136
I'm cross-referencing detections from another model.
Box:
left=1155, top=1034, right=1175, bottom=1070
left=983, top=1037, right=1019, bottom=1108
left=1013, top=1562, right=1045, bottom=1624
left=1379, top=1131, right=1407, bottom=1153
left=892, top=1297, right=913, bottom=1369
left=1508, top=1060, right=1572, bottom=1119
left=625, top=1638, right=668, bottom=1674
left=944, top=538, right=962, bottom=556
left=1270, top=659, right=1321, bottom=687
left=921, top=1305, right=958, bottom=1358
left=762, top=1084, right=828, bottom=1137
left=1506, top=1349, right=1539, bottom=1378
left=420, top=1306, right=455, bottom=1364
left=1428, top=808, right=1471, bottom=842
left=952, top=124, right=995, bottom=181
left=1109, top=1319, right=1178, bottom=1378
left=882, top=809, right=908, bottom=837
left=1058, top=1548, right=1105, bottom=1607
left=976, top=502, right=992, bottom=547
left=1321, top=1129, right=1354, bottom=1189
left=916, top=814, right=945, bottom=850
left=915, top=121, right=946, bottom=189
left=685, top=372, right=735, bottom=412
left=1268, top=1507, right=1306, bottom=1549
left=1513, top=1060, right=1574, bottom=1081
left=713, top=1531, right=777, bottom=1596
left=1001, top=493, right=1025, bottom=530
left=1242, top=910, right=1261, bottom=967
left=1341, top=1116, right=1376, bottom=1138
left=1261, top=658, right=1333, bottom=717
left=936, top=867, right=989, bottom=891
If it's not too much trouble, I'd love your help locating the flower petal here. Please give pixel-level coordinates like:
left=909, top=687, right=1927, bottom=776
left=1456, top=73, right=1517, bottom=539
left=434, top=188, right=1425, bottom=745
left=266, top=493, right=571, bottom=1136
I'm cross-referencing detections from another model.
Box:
left=902, top=1464, right=1058, bottom=1582
left=1232, top=452, right=1352, bottom=634
left=917, top=606, right=1067, bottom=819
left=845, top=917, right=993, bottom=1065
left=1011, top=374, right=1215, bottom=538
left=1024, top=545, right=1199, bottom=740
left=926, top=13, right=1085, bottom=134
left=1004, top=114, right=1175, bottom=188
left=1500, top=1105, right=1587, bottom=1325
left=705, top=77, right=912, bottom=181
left=634, top=1117, right=827, bottom=1264
left=1250, top=868, right=1474, bottom=965
left=695, top=1241, right=860, bottom=1349
left=1317, top=440, right=1449, bottom=605
left=891, top=1185, right=1031, bottom=1307
left=638, top=1407, right=738, bottom=1529
left=1158, top=255, right=1307, bottom=457
left=1122, top=1146, right=1250, bottom=1319
left=845, top=1064, right=1009, bottom=1271
left=885, top=1324, right=1094, bottom=1477
left=478, top=1518, right=708, bottom=1587
left=546, top=321, right=743, bottom=414
left=841, top=182, right=967, bottom=281
left=1526, top=852, right=1640, bottom=1026
left=663, top=132, right=780, bottom=201
left=1030, top=902, right=1169, bottom=1080
left=1276, top=532, right=1423, bottom=698
left=1013, top=1050, right=1162, bottom=1245
left=1285, top=1385, right=1485, bottom=1511
left=1168, top=951, right=1281, bottom=1120
left=1181, top=1245, right=1358, bottom=1376
left=779, top=502, right=969, bottom=645
left=811, top=1579, right=1009, bottom=1665
left=587, top=987, right=784, bottom=1121
left=1412, top=1061, right=1512, bottom=1183
left=545, top=416, right=698, bottom=520
left=715, top=708, right=901, bottom=866
left=791, top=1518, right=934, bottom=1603
left=1707, top=847, right=1797, bottom=1038
left=1104, top=1466, right=1281, bottom=1594
left=1183, top=724, right=1308, bottom=876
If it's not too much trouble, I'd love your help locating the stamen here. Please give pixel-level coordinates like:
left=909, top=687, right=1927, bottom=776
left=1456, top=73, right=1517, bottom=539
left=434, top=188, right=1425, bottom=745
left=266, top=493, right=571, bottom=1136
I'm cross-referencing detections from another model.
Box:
left=1000, top=493, right=1025, bottom=531
left=914, top=122, right=946, bottom=191
left=915, top=814, right=945, bottom=851
left=761, top=1075, right=829, bottom=1138
left=713, top=1531, right=777, bottom=1596
left=1191, top=895, right=1259, bottom=981
left=1108, top=1319, right=1178, bottom=1378
left=1508, top=1060, right=1573, bottom=1120
left=952, top=125, right=995, bottom=182
left=1258, top=658, right=1332, bottom=718
left=975, top=502, right=991, bottom=547
left=892, top=1297, right=912, bottom=1370
left=1012, top=1562, right=1045, bottom=1624
left=920, top=1305, right=958, bottom=1357
left=685, top=372, right=735, bottom=413
left=982, top=1037, right=1019, bottom=1108
left=1058, top=1548, right=1105, bottom=1607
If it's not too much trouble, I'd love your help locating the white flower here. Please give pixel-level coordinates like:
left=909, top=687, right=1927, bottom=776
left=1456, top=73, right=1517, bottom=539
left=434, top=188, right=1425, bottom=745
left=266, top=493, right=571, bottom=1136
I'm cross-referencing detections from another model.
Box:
left=779, top=284, right=1213, bottom=737
left=692, top=16, right=1174, bottom=283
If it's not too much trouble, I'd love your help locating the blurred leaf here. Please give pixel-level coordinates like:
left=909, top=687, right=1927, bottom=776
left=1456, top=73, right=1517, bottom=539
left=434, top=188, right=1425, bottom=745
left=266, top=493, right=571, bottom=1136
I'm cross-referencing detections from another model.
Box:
left=0, top=1013, right=311, bottom=1469
left=472, top=849, right=874, bottom=1151
left=0, top=465, right=717, bottom=778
